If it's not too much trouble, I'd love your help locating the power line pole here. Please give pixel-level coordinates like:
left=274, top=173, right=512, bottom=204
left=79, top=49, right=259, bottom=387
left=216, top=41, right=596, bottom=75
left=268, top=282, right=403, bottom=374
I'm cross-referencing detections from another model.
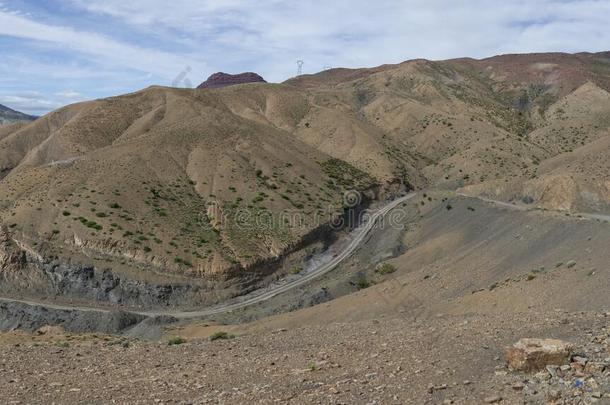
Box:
left=296, top=60, right=304, bottom=76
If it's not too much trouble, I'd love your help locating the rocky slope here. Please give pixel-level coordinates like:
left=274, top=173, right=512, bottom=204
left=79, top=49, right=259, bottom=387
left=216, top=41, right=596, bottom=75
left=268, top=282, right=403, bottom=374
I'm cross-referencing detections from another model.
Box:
left=1, top=310, right=608, bottom=404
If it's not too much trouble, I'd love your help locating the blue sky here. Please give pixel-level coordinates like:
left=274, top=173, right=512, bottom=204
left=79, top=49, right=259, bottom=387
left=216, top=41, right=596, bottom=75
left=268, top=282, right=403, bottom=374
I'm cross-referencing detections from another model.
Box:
left=1, top=0, right=609, bottom=115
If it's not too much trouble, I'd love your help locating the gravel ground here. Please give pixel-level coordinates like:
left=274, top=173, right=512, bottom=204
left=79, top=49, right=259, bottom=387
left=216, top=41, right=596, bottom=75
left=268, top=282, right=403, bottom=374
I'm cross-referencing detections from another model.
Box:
left=1, top=311, right=608, bottom=404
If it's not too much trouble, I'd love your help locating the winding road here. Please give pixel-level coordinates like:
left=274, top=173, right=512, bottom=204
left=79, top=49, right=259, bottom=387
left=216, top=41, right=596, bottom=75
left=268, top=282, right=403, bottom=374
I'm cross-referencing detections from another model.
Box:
left=2, top=191, right=606, bottom=320
left=0, top=193, right=417, bottom=319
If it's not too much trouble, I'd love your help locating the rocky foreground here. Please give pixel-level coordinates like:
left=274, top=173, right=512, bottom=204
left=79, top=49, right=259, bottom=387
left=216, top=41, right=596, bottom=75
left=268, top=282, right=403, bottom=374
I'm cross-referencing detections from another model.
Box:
left=1, top=311, right=608, bottom=404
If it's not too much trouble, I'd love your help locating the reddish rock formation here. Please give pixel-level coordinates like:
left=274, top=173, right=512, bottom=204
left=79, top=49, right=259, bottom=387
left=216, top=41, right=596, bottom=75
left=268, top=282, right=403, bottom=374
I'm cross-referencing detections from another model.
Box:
left=197, top=72, right=266, bottom=89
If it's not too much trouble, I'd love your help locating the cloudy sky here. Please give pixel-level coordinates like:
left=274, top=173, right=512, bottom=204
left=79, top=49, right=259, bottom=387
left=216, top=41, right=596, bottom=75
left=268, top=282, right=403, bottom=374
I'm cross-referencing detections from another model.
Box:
left=1, top=0, right=609, bottom=115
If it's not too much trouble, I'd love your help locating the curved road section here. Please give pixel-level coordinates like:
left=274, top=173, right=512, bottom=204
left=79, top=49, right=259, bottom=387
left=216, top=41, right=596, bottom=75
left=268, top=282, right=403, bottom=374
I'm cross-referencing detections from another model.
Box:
left=0, top=193, right=417, bottom=319
left=158, top=192, right=416, bottom=318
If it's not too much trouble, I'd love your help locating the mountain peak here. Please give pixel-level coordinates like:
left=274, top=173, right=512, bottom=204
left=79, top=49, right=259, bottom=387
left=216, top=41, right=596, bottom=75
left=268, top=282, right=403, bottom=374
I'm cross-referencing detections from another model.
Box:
left=197, top=72, right=266, bottom=89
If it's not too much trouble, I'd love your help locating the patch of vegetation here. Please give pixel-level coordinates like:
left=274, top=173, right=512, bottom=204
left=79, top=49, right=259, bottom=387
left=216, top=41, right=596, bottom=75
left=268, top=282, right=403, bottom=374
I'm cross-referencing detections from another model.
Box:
left=319, top=158, right=376, bottom=191
left=354, top=275, right=371, bottom=290
left=77, top=217, right=103, bottom=231
left=375, top=263, right=397, bottom=275
left=209, top=331, right=235, bottom=341
left=354, top=87, right=373, bottom=106
left=174, top=257, right=193, bottom=267
left=167, top=336, right=187, bottom=346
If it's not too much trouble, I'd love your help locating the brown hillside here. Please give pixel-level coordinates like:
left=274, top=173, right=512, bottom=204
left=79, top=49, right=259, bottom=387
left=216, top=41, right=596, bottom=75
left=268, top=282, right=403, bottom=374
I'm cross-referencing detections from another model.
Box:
left=1, top=51, right=609, bottom=305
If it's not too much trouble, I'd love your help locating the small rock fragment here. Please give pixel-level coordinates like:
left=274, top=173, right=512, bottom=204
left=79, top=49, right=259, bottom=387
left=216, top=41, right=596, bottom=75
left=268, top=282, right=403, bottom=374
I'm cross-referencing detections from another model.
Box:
left=511, top=382, right=525, bottom=391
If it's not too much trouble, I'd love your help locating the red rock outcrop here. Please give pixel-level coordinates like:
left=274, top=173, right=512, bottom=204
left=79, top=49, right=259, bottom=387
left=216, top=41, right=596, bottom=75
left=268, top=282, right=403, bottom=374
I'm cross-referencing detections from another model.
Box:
left=197, top=72, right=266, bottom=89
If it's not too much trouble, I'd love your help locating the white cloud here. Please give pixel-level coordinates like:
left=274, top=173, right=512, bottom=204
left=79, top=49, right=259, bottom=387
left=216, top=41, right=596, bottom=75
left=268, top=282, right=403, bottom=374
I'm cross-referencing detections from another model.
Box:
left=0, top=9, right=207, bottom=78
left=0, top=94, right=63, bottom=115
left=65, top=0, right=610, bottom=81
left=54, top=90, right=83, bottom=98
left=1, top=0, right=609, bottom=115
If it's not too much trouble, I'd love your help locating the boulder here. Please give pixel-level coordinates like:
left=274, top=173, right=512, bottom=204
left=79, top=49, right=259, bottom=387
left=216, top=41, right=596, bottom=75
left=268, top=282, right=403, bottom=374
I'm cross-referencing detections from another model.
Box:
left=506, top=338, right=574, bottom=372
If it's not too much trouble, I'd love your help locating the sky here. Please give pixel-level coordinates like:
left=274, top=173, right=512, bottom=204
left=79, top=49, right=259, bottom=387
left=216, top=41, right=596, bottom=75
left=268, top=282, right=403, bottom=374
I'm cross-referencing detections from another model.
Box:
left=0, top=0, right=609, bottom=116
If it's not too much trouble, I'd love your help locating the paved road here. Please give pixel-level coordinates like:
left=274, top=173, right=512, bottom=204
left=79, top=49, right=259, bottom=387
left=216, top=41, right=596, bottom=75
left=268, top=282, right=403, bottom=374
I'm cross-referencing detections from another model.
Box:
left=0, top=193, right=417, bottom=319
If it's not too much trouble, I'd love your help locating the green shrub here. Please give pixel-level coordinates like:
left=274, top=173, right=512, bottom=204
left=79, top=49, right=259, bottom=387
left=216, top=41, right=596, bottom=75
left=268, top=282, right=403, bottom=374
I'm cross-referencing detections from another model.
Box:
left=375, top=263, right=397, bottom=274
left=355, top=276, right=371, bottom=290
left=168, top=336, right=186, bottom=346
left=174, top=257, right=193, bottom=266
left=78, top=217, right=102, bottom=230
left=209, top=331, right=235, bottom=341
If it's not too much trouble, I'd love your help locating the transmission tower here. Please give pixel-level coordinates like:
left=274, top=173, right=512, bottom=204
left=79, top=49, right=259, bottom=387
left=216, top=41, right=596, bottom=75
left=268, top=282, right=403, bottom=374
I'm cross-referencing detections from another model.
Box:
left=296, top=60, right=304, bottom=76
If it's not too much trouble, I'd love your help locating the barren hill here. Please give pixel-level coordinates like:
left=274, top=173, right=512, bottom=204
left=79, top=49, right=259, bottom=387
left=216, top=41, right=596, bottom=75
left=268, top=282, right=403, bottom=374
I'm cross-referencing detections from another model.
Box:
left=0, top=51, right=609, bottom=308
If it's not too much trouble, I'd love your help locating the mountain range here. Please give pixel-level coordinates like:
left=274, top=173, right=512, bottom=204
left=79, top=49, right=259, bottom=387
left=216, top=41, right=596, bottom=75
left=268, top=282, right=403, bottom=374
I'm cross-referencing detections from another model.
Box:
left=0, top=51, right=609, bottom=307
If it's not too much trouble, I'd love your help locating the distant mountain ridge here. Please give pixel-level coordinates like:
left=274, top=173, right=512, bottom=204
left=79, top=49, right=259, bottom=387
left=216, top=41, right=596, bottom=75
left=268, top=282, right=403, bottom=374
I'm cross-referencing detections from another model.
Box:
left=0, top=104, right=37, bottom=125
